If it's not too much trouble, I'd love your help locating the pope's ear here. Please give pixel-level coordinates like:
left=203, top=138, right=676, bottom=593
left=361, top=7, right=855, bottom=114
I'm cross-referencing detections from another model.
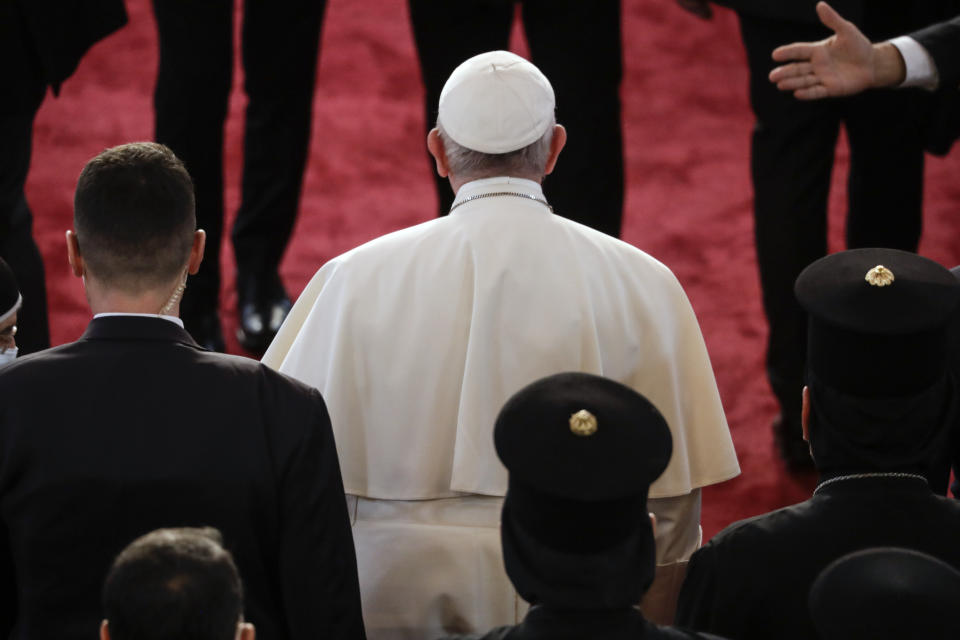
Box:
left=427, top=128, right=450, bottom=178
left=543, top=125, right=566, bottom=176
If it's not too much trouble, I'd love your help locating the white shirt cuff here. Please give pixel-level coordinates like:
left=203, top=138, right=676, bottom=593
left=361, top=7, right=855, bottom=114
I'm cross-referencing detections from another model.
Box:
left=890, top=36, right=939, bottom=90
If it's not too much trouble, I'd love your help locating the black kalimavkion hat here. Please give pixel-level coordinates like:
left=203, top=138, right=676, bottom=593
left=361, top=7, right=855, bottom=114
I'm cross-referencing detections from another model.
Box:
left=494, top=372, right=673, bottom=608
left=795, top=248, right=960, bottom=397
left=810, top=547, right=960, bottom=640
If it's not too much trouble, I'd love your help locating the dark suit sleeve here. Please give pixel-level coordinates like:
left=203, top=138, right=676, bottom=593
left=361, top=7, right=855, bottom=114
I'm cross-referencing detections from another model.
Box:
left=277, top=387, right=366, bottom=640
left=14, top=0, right=127, bottom=90
left=911, top=16, right=960, bottom=91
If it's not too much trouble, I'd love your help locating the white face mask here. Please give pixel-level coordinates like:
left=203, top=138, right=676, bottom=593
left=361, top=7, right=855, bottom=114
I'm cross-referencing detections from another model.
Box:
left=0, top=347, right=17, bottom=368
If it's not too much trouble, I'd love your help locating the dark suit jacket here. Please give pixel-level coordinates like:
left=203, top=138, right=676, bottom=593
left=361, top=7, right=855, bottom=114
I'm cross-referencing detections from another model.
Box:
left=15, top=0, right=126, bottom=89
left=440, top=606, right=728, bottom=640
left=913, top=15, right=960, bottom=89
left=675, top=475, right=960, bottom=640
left=1, top=0, right=125, bottom=115
left=0, top=316, right=365, bottom=640
left=712, top=0, right=863, bottom=24
left=715, top=1, right=960, bottom=36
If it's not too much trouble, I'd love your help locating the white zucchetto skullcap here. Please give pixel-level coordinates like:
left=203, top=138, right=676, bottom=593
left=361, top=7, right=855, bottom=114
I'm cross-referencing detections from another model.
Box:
left=438, top=50, right=555, bottom=154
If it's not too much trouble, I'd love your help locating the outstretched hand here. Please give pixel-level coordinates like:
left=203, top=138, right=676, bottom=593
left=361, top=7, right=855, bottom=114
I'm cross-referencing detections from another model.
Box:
left=768, top=2, right=879, bottom=99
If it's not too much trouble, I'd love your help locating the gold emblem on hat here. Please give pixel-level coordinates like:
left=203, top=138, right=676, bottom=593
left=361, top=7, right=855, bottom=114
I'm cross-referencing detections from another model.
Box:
left=865, top=265, right=894, bottom=287
left=569, top=410, right=598, bottom=436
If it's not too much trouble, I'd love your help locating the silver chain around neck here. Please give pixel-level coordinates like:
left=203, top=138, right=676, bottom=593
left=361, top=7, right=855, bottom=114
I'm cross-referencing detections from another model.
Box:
left=448, top=191, right=553, bottom=213
left=813, top=472, right=927, bottom=496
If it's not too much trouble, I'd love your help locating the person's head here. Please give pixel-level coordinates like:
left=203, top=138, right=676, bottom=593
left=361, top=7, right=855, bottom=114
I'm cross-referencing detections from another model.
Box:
left=101, top=527, right=253, bottom=640
left=494, top=372, right=672, bottom=609
left=427, top=51, right=566, bottom=191
left=0, top=257, right=21, bottom=360
left=795, top=248, right=960, bottom=476
left=809, top=547, right=960, bottom=640
left=68, top=142, right=204, bottom=312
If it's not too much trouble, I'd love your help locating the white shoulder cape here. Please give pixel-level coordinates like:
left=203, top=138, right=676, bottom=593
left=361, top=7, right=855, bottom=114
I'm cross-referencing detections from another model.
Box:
left=264, top=181, right=739, bottom=499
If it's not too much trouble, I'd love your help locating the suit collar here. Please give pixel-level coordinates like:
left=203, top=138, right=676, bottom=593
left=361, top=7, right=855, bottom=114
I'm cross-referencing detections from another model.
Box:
left=81, top=315, right=201, bottom=349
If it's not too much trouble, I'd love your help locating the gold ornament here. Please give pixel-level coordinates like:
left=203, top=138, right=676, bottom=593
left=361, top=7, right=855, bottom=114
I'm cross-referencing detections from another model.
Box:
left=865, top=265, right=894, bottom=287
left=569, top=410, right=598, bottom=436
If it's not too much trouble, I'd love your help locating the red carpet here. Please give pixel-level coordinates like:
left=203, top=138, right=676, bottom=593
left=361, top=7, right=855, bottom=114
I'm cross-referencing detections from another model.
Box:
left=27, top=0, right=960, bottom=539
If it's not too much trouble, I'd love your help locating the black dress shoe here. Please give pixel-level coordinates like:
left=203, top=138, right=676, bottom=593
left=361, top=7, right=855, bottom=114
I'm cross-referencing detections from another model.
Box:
left=236, top=273, right=291, bottom=354
left=183, top=311, right=226, bottom=352
left=772, top=413, right=815, bottom=473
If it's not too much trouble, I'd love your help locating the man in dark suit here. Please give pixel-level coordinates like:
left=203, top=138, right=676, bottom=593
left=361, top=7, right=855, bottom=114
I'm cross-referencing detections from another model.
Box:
left=912, top=15, right=960, bottom=88
left=0, top=0, right=127, bottom=355
left=407, top=0, right=625, bottom=237
left=151, top=0, right=328, bottom=353
left=0, top=142, right=365, bottom=640
left=676, top=0, right=950, bottom=470
left=675, top=248, right=960, bottom=640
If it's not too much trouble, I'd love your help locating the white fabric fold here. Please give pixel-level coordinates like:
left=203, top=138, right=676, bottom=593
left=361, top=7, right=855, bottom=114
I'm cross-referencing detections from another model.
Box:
left=263, top=177, right=739, bottom=500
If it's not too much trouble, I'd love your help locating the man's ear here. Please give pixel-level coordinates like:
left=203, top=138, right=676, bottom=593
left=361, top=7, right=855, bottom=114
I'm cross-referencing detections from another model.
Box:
left=188, top=230, right=206, bottom=276
left=801, top=386, right=811, bottom=442
left=66, top=230, right=84, bottom=278
left=648, top=512, right=657, bottom=538
left=427, top=128, right=451, bottom=178
left=100, top=620, right=110, bottom=640
left=543, top=124, right=567, bottom=176
left=237, top=622, right=255, bottom=640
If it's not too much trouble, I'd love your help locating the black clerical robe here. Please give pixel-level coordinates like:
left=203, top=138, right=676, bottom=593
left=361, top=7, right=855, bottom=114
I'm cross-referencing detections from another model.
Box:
left=676, top=475, right=960, bottom=640
left=440, top=605, right=727, bottom=640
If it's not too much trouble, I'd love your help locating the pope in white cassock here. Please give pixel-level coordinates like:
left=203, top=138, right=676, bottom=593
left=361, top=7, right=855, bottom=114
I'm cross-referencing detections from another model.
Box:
left=263, top=50, right=740, bottom=639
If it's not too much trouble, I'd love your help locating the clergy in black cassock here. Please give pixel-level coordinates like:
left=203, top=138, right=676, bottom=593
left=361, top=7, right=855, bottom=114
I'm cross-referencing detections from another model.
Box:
left=676, top=247, right=960, bottom=640
left=438, top=372, right=728, bottom=640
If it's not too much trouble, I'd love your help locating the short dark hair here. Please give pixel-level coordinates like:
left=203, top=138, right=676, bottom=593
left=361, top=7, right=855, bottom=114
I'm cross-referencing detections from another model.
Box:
left=74, top=142, right=195, bottom=292
left=103, top=527, right=243, bottom=640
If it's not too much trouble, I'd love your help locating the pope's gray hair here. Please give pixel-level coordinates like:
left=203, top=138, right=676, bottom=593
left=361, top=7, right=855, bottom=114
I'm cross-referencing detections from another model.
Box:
left=437, top=121, right=555, bottom=181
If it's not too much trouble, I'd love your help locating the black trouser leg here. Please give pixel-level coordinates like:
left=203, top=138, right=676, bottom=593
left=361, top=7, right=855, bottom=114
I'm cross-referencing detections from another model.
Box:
left=408, top=0, right=514, bottom=216
left=740, top=14, right=839, bottom=427
left=522, top=0, right=624, bottom=237
left=0, top=104, right=51, bottom=355
left=0, top=4, right=51, bottom=355
left=843, top=92, right=924, bottom=251
left=231, top=0, right=327, bottom=286
left=843, top=3, right=926, bottom=251
left=153, top=0, right=233, bottom=325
